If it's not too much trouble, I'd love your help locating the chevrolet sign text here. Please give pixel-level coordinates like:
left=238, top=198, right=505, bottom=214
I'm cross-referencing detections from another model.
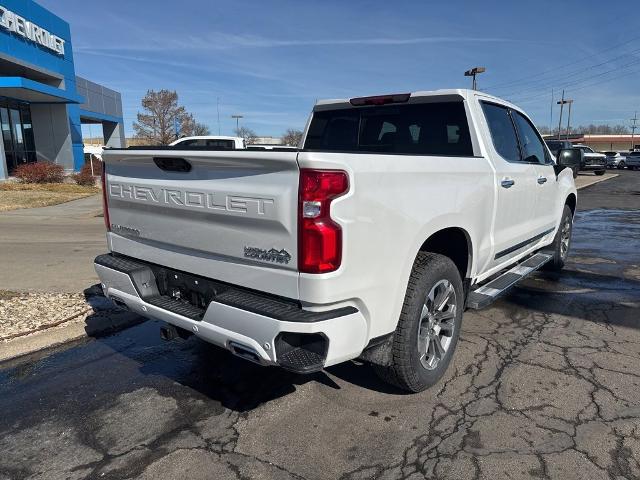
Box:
left=0, top=6, right=65, bottom=56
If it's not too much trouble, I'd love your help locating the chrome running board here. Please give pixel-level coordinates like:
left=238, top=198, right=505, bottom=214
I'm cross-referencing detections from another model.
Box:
left=466, top=252, right=553, bottom=309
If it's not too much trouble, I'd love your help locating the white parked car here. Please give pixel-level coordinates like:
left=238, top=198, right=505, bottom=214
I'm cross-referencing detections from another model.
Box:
left=604, top=151, right=627, bottom=169
left=169, top=136, right=246, bottom=150
left=95, top=89, right=577, bottom=392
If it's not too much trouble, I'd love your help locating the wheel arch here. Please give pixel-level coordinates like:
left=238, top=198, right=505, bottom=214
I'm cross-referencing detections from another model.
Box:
left=565, top=193, right=577, bottom=216
left=418, top=227, right=473, bottom=280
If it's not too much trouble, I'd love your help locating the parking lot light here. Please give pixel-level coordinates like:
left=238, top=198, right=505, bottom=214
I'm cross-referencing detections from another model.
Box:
left=464, top=67, right=486, bottom=90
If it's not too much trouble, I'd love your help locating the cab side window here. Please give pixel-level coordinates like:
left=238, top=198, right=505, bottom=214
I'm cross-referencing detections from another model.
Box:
left=512, top=112, right=548, bottom=165
left=481, top=102, right=521, bottom=162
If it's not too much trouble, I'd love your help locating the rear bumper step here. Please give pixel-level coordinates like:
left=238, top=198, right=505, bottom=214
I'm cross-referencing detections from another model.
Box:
left=94, top=253, right=367, bottom=372
left=95, top=253, right=357, bottom=323
left=466, top=252, right=552, bottom=309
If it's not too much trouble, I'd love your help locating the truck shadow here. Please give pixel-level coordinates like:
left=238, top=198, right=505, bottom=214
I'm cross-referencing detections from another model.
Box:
left=80, top=284, right=404, bottom=412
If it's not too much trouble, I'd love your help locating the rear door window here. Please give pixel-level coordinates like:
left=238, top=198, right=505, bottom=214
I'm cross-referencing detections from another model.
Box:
left=304, top=101, right=473, bottom=156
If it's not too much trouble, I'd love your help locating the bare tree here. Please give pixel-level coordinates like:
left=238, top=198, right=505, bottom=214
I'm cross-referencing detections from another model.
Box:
left=180, top=113, right=211, bottom=137
left=193, top=122, right=211, bottom=136
left=611, top=124, right=630, bottom=134
left=282, top=128, right=304, bottom=147
left=538, top=124, right=630, bottom=136
left=234, top=127, right=257, bottom=143
left=133, top=90, right=208, bottom=145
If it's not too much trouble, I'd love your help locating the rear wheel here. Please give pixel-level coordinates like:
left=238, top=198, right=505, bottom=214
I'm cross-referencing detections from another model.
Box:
left=544, top=205, right=573, bottom=271
left=374, top=253, right=463, bottom=392
left=618, top=161, right=626, bottom=169
left=595, top=169, right=605, bottom=176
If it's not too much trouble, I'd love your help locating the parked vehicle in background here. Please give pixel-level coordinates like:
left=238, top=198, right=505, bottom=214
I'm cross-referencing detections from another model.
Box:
left=170, top=136, right=246, bottom=149
left=95, top=89, right=577, bottom=393
left=544, top=139, right=573, bottom=155
left=604, top=151, right=627, bottom=169
left=83, top=145, right=104, bottom=162
left=83, top=145, right=104, bottom=176
left=246, top=145, right=298, bottom=151
left=626, top=151, right=640, bottom=170
left=544, top=139, right=579, bottom=177
left=573, top=144, right=606, bottom=175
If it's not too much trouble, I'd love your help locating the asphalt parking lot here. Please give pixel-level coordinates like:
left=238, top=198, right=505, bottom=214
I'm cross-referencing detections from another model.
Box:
left=0, top=171, right=639, bottom=480
left=0, top=195, right=104, bottom=292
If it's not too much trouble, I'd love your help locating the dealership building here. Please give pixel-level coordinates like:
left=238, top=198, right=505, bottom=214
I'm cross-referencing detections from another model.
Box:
left=0, top=0, right=124, bottom=179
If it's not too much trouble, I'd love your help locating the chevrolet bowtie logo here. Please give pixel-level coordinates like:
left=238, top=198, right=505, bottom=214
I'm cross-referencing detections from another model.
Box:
left=244, top=247, right=292, bottom=265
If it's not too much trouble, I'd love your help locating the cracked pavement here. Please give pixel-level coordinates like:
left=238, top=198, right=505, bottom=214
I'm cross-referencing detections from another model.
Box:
left=1, top=171, right=639, bottom=480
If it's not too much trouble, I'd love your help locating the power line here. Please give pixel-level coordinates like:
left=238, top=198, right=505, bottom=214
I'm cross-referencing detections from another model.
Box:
left=513, top=65, right=640, bottom=105
left=492, top=46, right=640, bottom=98
left=483, top=34, right=640, bottom=91
left=508, top=57, right=640, bottom=103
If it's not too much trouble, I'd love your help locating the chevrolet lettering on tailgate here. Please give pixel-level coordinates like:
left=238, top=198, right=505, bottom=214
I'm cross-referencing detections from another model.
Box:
left=109, top=183, right=275, bottom=216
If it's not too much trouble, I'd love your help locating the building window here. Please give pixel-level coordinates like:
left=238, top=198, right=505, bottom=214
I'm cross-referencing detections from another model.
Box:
left=0, top=100, right=36, bottom=173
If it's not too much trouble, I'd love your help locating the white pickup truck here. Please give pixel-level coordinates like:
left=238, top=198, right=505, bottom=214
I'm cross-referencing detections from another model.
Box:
left=95, top=89, right=577, bottom=392
left=170, top=136, right=246, bottom=150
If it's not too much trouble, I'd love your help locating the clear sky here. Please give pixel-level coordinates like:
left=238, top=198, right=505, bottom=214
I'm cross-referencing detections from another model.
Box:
left=39, top=0, right=640, bottom=138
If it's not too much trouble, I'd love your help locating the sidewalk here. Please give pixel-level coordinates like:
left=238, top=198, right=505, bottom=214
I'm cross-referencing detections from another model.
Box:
left=574, top=172, right=617, bottom=190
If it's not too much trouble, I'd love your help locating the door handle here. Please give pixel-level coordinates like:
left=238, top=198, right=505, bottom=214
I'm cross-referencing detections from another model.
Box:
left=501, top=178, right=515, bottom=188
left=537, top=176, right=547, bottom=184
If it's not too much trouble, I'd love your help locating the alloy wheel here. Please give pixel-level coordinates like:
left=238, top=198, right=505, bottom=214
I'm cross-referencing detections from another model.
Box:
left=417, top=280, right=457, bottom=370
left=560, top=215, right=572, bottom=260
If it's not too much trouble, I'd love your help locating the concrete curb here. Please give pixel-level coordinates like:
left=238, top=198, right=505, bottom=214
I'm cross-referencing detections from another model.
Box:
left=576, top=173, right=618, bottom=190
left=0, top=308, right=143, bottom=363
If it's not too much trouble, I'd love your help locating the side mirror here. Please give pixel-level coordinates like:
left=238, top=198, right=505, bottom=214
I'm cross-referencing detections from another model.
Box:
left=555, top=148, right=581, bottom=176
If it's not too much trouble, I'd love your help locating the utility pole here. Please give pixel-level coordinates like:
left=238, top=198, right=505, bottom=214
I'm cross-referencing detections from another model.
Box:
left=231, top=115, right=243, bottom=133
left=217, top=97, right=221, bottom=135
left=464, top=67, right=486, bottom=90
left=550, top=89, right=554, bottom=133
left=631, top=111, right=638, bottom=151
left=557, top=90, right=568, bottom=140
left=565, top=99, right=574, bottom=140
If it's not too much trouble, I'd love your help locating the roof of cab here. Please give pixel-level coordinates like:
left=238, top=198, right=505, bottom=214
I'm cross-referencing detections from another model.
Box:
left=314, top=88, right=522, bottom=113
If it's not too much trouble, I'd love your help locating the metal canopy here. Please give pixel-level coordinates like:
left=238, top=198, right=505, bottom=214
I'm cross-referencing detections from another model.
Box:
left=0, top=77, right=83, bottom=104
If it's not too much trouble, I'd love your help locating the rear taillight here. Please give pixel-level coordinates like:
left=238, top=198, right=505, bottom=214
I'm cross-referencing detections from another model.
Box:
left=298, top=169, right=349, bottom=274
left=101, top=161, right=110, bottom=231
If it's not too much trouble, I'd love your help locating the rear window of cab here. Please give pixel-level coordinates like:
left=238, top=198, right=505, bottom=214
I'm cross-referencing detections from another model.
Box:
left=304, top=102, right=473, bottom=156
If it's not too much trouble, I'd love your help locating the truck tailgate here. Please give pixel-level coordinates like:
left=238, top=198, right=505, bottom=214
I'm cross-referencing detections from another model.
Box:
left=102, top=149, right=300, bottom=295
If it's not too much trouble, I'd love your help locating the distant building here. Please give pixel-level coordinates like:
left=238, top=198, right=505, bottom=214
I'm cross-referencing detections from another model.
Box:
left=544, top=134, right=640, bottom=152
left=0, top=0, right=125, bottom=179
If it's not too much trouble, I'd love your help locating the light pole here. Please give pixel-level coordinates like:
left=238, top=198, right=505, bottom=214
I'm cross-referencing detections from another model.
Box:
left=464, top=67, right=486, bottom=90
left=231, top=115, right=243, bottom=133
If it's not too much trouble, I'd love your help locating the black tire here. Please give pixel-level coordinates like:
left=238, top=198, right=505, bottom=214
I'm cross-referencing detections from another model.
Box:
left=572, top=167, right=578, bottom=179
left=594, top=169, right=605, bottom=176
left=618, top=162, right=626, bottom=169
left=374, top=253, right=464, bottom=392
left=544, top=205, right=573, bottom=272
